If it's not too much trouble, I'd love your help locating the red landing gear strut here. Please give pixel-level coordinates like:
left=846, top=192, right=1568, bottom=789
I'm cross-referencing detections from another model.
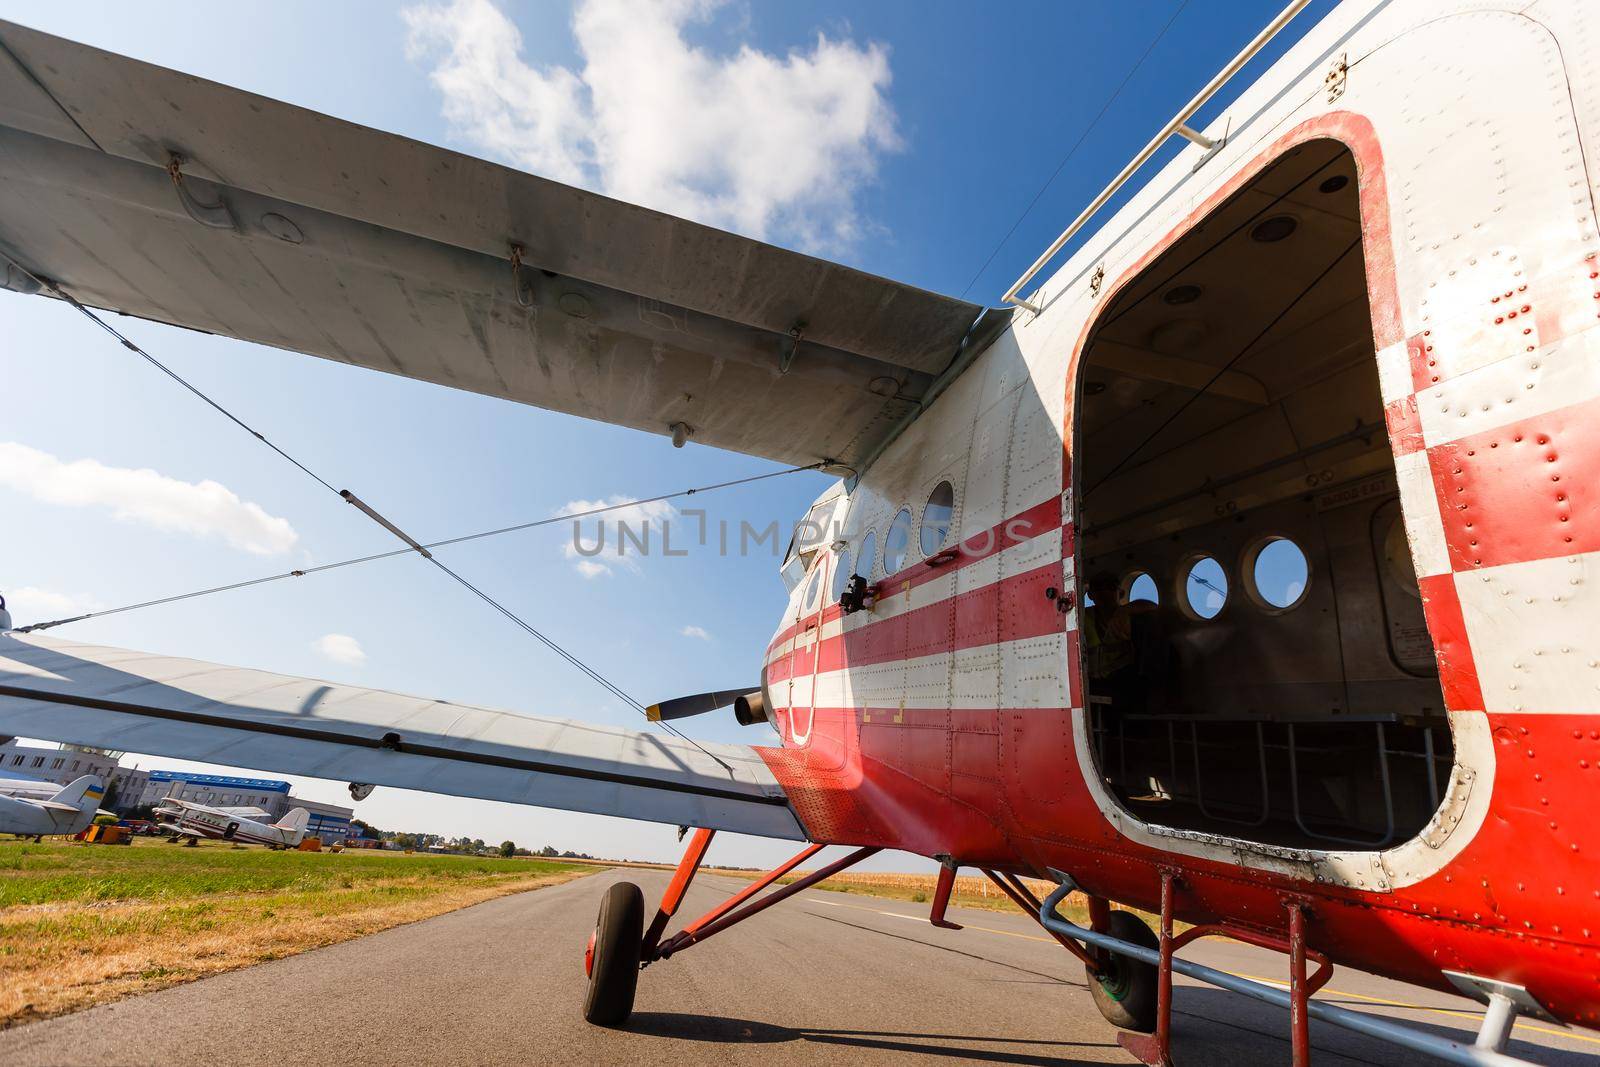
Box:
left=580, top=827, right=880, bottom=1026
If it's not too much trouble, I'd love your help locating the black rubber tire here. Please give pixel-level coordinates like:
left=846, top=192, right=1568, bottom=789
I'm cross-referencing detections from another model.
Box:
left=583, top=881, right=644, bottom=1026
left=1086, top=910, right=1161, bottom=1032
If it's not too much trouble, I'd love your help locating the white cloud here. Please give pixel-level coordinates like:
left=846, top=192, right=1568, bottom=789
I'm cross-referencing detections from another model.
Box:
left=2, top=586, right=103, bottom=624
left=403, top=0, right=899, bottom=251
left=558, top=495, right=678, bottom=578
left=0, top=442, right=298, bottom=556
left=570, top=556, right=611, bottom=580
left=312, top=633, right=367, bottom=666
left=680, top=624, right=711, bottom=641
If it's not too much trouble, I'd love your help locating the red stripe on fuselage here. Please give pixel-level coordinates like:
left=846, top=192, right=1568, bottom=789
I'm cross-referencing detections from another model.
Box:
left=765, top=496, right=1062, bottom=658
left=768, top=560, right=1066, bottom=683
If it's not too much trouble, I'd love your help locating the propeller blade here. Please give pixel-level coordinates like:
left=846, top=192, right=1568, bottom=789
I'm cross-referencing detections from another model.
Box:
left=646, top=688, right=755, bottom=722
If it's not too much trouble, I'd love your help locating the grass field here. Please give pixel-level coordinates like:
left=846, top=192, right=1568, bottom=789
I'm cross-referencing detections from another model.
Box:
left=0, top=838, right=590, bottom=1028
left=2, top=840, right=1150, bottom=1032
left=715, top=868, right=1164, bottom=930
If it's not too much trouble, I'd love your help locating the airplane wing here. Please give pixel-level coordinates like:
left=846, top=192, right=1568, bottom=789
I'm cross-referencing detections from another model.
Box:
left=0, top=777, right=56, bottom=799
left=0, top=21, right=1006, bottom=470
left=0, top=634, right=805, bottom=841
left=216, top=806, right=274, bottom=821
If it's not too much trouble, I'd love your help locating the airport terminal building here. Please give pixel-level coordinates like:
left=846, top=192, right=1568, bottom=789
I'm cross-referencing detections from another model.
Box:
left=0, top=741, right=356, bottom=839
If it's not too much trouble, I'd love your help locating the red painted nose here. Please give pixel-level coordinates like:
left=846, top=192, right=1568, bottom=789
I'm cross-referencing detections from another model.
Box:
left=584, top=929, right=596, bottom=977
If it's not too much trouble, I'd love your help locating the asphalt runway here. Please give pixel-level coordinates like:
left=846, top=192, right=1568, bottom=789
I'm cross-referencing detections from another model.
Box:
left=2, top=868, right=1594, bottom=1066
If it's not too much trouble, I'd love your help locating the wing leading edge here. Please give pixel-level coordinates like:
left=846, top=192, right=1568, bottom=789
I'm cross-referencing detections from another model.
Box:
left=0, top=634, right=806, bottom=841
left=0, top=21, right=1005, bottom=470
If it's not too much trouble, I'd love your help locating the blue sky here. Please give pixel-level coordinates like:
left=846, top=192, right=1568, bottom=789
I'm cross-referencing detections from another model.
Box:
left=0, top=0, right=1336, bottom=868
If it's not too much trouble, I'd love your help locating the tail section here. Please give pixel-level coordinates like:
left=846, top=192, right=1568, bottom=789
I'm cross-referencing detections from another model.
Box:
left=274, top=807, right=310, bottom=833
left=49, top=775, right=105, bottom=815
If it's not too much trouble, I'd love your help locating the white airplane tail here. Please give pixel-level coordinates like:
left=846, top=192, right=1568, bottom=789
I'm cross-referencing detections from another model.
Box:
left=274, top=807, right=310, bottom=833
left=49, top=775, right=105, bottom=815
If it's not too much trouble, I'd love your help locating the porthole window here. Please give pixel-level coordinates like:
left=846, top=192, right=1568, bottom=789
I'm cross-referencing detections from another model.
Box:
left=921, top=481, right=955, bottom=555
left=857, top=529, right=878, bottom=581
left=832, top=549, right=853, bottom=600
left=1123, top=572, right=1160, bottom=605
left=1248, top=537, right=1309, bottom=610
left=883, top=507, right=913, bottom=575
left=1182, top=556, right=1228, bottom=619
left=803, top=564, right=823, bottom=611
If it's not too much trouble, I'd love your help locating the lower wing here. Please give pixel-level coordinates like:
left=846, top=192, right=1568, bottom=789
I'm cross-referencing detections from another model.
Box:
left=0, top=634, right=804, bottom=841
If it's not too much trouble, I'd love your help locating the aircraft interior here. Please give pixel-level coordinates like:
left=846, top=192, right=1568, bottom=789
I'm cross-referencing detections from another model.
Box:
left=1076, top=138, right=1452, bottom=852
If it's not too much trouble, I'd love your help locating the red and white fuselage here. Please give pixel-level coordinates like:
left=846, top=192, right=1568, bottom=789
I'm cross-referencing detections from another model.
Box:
left=758, top=0, right=1600, bottom=1031
left=156, top=799, right=310, bottom=849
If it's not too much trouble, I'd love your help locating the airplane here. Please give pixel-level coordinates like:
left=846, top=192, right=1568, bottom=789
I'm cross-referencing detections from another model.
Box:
left=153, top=799, right=311, bottom=849
left=0, top=776, right=105, bottom=840
left=0, top=0, right=1592, bottom=1062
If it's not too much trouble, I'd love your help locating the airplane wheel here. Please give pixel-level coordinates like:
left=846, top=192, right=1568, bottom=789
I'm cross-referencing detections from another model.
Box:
left=582, top=881, right=643, bottom=1027
left=1086, top=910, right=1160, bottom=1032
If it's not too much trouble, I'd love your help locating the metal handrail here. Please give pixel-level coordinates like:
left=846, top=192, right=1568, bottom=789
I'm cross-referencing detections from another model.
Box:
left=1000, top=0, right=1315, bottom=313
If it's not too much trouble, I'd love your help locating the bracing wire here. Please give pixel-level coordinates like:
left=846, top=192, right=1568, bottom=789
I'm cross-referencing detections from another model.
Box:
left=957, top=0, right=1191, bottom=301
left=5, top=253, right=814, bottom=766
left=17, top=463, right=823, bottom=633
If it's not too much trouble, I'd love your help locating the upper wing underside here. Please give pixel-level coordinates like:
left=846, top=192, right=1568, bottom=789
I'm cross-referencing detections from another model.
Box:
left=0, top=634, right=805, bottom=841
left=0, top=21, right=1005, bottom=469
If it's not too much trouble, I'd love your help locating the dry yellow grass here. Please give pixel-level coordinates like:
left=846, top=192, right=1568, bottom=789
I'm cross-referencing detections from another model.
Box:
left=717, top=867, right=1104, bottom=921
left=1, top=842, right=592, bottom=1029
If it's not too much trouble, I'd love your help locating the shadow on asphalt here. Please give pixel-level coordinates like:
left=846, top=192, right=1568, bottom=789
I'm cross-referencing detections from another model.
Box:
left=798, top=910, right=1595, bottom=1066
left=627, top=1013, right=1115, bottom=1065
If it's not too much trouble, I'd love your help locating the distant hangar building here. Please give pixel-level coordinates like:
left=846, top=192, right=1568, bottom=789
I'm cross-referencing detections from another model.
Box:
left=0, top=740, right=356, bottom=838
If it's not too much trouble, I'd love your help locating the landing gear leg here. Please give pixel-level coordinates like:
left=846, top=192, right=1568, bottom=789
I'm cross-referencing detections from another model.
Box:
left=1112, top=870, right=1174, bottom=1066
left=578, top=826, right=878, bottom=1028
left=1288, top=901, right=1310, bottom=1067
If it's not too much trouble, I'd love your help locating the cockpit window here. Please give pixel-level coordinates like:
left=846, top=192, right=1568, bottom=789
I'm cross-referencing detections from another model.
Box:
left=857, top=529, right=878, bottom=581
left=921, top=481, right=954, bottom=555
left=883, top=507, right=913, bottom=575
left=780, top=552, right=807, bottom=592
left=803, top=562, right=823, bottom=611
left=832, top=548, right=853, bottom=600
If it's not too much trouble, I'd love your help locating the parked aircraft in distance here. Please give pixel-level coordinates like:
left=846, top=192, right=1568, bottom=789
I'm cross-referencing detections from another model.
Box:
left=155, top=799, right=311, bottom=849
left=0, top=775, right=104, bottom=839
